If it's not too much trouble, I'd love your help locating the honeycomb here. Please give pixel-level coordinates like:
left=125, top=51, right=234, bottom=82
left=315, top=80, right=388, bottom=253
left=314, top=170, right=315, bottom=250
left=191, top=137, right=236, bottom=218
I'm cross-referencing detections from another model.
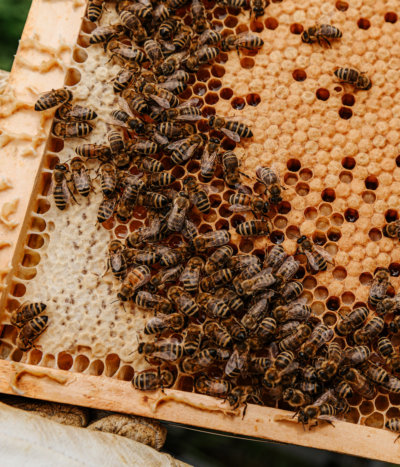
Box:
left=2, top=0, right=400, bottom=435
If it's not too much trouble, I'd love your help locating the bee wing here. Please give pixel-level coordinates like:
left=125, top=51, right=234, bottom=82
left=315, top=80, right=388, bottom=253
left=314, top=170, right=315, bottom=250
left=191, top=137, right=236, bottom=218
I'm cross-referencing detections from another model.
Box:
left=280, top=361, right=299, bottom=376
left=221, top=127, right=241, bottom=143
left=200, top=146, right=218, bottom=169
left=229, top=204, right=250, bottom=212
left=313, top=245, right=334, bottom=263
left=149, top=94, right=171, bottom=109
left=304, top=249, right=321, bottom=272
left=314, top=389, right=337, bottom=406
left=167, top=138, right=188, bottom=151
left=178, top=98, right=200, bottom=108
left=158, top=80, right=181, bottom=92
left=235, top=32, right=260, bottom=45
left=61, top=179, right=72, bottom=202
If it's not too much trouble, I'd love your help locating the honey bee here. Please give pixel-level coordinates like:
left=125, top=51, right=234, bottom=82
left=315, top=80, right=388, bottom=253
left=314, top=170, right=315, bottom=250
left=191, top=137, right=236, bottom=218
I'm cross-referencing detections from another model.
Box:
left=216, top=0, right=246, bottom=8
left=240, top=269, right=276, bottom=295
left=143, top=172, right=176, bottom=189
left=144, top=39, right=164, bottom=67
left=111, top=109, right=146, bottom=134
left=99, top=163, right=117, bottom=197
left=137, top=79, right=179, bottom=109
left=107, top=40, right=147, bottom=64
left=378, top=337, right=400, bottom=373
left=341, top=367, right=376, bottom=399
left=182, top=219, right=199, bottom=242
left=369, top=268, right=390, bottom=307
left=183, top=176, right=210, bottom=213
left=153, top=3, right=171, bottom=23
left=272, top=300, right=311, bottom=323
left=263, top=350, right=297, bottom=388
left=353, top=316, right=385, bottom=345
left=117, top=265, right=151, bottom=301
left=87, top=0, right=105, bottom=22
left=334, top=380, right=353, bottom=399
left=228, top=254, right=261, bottom=271
left=233, top=263, right=263, bottom=295
left=224, top=342, right=250, bottom=378
left=274, top=256, right=300, bottom=288
left=97, top=195, right=118, bottom=224
left=200, top=268, right=235, bottom=292
left=166, top=191, right=190, bottom=232
left=390, top=315, right=400, bottom=334
left=132, top=368, right=176, bottom=391
left=301, top=24, right=342, bottom=47
left=249, top=356, right=271, bottom=373
left=200, top=137, right=220, bottom=182
left=148, top=265, right=184, bottom=292
left=257, top=316, right=277, bottom=340
left=334, top=67, right=372, bottom=90
left=198, top=29, right=222, bottom=46
left=34, top=88, right=72, bottom=111
left=278, top=323, right=313, bottom=352
left=227, top=385, right=263, bottom=414
left=52, top=164, right=73, bottom=210
left=344, top=345, right=370, bottom=366
left=297, top=403, right=339, bottom=427
left=70, top=157, right=91, bottom=197
left=185, top=46, right=219, bottom=72
left=281, top=281, right=304, bottom=303
left=191, top=0, right=209, bottom=33
left=138, top=340, right=184, bottom=362
left=122, top=90, right=150, bottom=115
left=376, top=293, right=400, bottom=316
left=157, top=122, right=196, bottom=140
left=299, top=324, right=334, bottom=360
left=335, top=306, right=369, bottom=336
left=221, top=33, right=264, bottom=53
left=255, top=165, right=284, bottom=205
left=127, top=139, right=159, bottom=156
left=204, top=245, right=234, bottom=275
left=117, top=0, right=152, bottom=20
left=385, top=418, right=400, bottom=442
left=215, top=288, right=244, bottom=312
left=236, top=219, right=272, bottom=237
left=10, top=302, right=46, bottom=328
left=180, top=353, right=214, bottom=374
left=53, top=121, right=93, bottom=138
left=296, top=235, right=334, bottom=273
left=134, top=291, right=173, bottom=314
left=361, top=362, right=389, bottom=385
left=241, top=294, right=270, bottom=330
left=76, top=143, right=111, bottom=162
left=383, top=220, right=400, bottom=240
left=159, top=16, right=181, bottom=39
left=136, top=192, right=169, bottom=209
left=167, top=286, right=199, bottom=317
left=277, top=320, right=301, bottom=339
left=107, top=239, right=127, bottom=280
left=197, top=292, right=230, bottom=318
left=195, top=376, right=232, bottom=399
left=382, top=375, right=400, bottom=394
left=119, top=11, right=147, bottom=42
left=224, top=317, right=247, bottom=342
left=204, top=321, right=232, bottom=348
left=282, top=388, right=312, bottom=408
left=16, top=316, right=49, bottom=351
left=159, top=104, right=202, bottom=122
left=168, top=134, right=205, bottom=165
left=144, top=313, right=188, bottom=335
left=173, top=25, right=193, bottom=51
left=159, top=245, right=189, bottom=267
left=250, top=0, right=268, bottom=17
left=125, top=246, right=161, bottom=266
left=191, top=230, right=231, bottom=252
left=89, top=24, right=125, bottom=44
left=209, top=116, right=253, bottom=142
left=112, top=65, right=140, bottom=93
left=180, top=256, right=204, bottom=293
left=229, top=193, right=269, bottom=216
left=182, top=324, right=202, bottom=356
left=56, top=104, right=97, bottom=121
left=158, top=76, right=188, bottom=95
left=156, top=52, right=188, bottom=76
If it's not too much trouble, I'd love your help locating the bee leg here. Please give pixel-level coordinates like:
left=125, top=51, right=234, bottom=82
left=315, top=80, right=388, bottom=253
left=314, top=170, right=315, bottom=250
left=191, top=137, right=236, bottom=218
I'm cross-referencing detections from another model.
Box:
left=309, top=420, right=319, bottom=430
left=322, top=37, right=332, bottom=48
left=394, top=435, right=400, bottom=443
left=241, top=402, right=248, bottom=419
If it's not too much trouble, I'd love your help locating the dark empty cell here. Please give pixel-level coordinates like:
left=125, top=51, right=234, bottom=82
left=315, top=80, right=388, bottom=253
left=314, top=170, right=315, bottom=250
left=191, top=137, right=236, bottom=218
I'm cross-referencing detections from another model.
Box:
left=333, top=267, right=347, bottom=281
left=213, top=6, right=227, bottom=19
left=265, top=17, right=279, bottom=30
left=221, top=138, right=236, bottom=151
left=334, top=86, right=342, bottom=92
left=220, top=87, right=233, bottom=100
left=58, top=352, right=73, bottom=371
left=321, top=188, right=336, bottom=202
left=236, top=24, right=249, bottom=34
left=219, top=204, right=232, bottom=218
left=246, top=93, right=261, bottom=106
left=240, top=57, right=255, bottom=69
left=201, top=222, right=217, bottom=233
left=284, top=173, right=298, bottom=186
left=278, top=201, right=291, bottom=214
left=209, top=194, right=222, bottom=208
left=385, top=12, right=398, bottom=23
left=270, top=230, right=285, bottom=244
left=396, top=155, right=400, bottom=167
left=385, top=209, right=398, bottom=222
left=65, top=68, right=81, bottom=86
left=368, top=228, right=382, bottom=242
left=202, top=106, right=216, bottom=117
left=299, top=168, right=313, bottom=181
left=239, top=238, right=254, bottom=253
left=187, top=160, right=200, bottom=173
left=335, top=1, right=349, bottom=11
left=342, top=157, right=356, bottom=170
left=250, top=19, right=264, bottom=32
left=231, top=214, right=246, bottom=228
left=231, top=97, right=246, bottom=110
left=339, top=107, right=352, bottom=119
left=48, top=137, right=64, bottom=152
left=215, top=52, right=229, bottom=64
left=304, top=207, right=318, bottom=220
left=294, top=266, right=305, bottom=280
left=179, top=88, right=192, bottom=100
left=344, top=208, right=359, bottom=222
left=323, top=312, right=337, bottom=326
left=296, top=182, right=309, bottom=196
left=286, top=225, right=300, bottom=239
left=365, top=175, right=378, bottom=190
left=328, top=228, right=341, bottom=242
left=211, top=64, right=225, bottom=77
left=327, top=296, right=340, bottom=310
left=227, top=6, right=241, bottom=16
left=342, top=94, right=355, bottom=106
left=303, top=276, right=317, bottom=289
left=292, top=69, right=307, bottom=81
left=197, top=69, right=213, bottom=83
left=357, top=18, right=371, bottom=29
left=208, top=79, right=222, bottom=91
left=389, top=263, right=400, bottom=277
left=171, top=166, right=185, bottom=178
left=205, top=92, right=219, bottom=105
left=290, top=23, right=304, bottom=34
left=194, top=83, right=207, bottom=96
left=316, top=88, right=330, bottom=101
left=359, top=272, right=373, bottom=286
left=224, top=15, right=238, bottom=28
left=312, top=234, right=327, bottom=248
left=287, top=158, right=301, bottom=172
left=197, top=120, right=209, bottom=132
left=212, top=19, right=224, bottom=31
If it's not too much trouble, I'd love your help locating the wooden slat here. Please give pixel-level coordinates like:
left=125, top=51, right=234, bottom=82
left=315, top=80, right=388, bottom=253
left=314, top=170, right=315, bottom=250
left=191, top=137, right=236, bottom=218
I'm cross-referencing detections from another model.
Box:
left=0, top=360, right=398, bottom=463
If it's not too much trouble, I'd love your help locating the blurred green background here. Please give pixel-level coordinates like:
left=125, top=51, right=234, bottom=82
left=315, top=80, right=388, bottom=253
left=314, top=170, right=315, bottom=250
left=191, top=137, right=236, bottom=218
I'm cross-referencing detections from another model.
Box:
left=0, top=1, right=398, bottom=466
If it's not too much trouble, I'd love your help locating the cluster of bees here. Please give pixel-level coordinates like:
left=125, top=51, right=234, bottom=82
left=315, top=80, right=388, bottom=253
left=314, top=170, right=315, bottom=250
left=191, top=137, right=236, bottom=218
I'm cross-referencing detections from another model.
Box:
left=27, top=0, right=400, bottom=439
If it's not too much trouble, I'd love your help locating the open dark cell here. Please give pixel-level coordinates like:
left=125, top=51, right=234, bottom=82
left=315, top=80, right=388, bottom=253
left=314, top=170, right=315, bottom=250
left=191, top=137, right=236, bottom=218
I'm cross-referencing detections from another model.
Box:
left=339, top=107, right=352, bottom=119
left=290, top=23, right=304, bottom=34
left=246, top=93, right=261, bottom=106
left=385, top=12, right=398, bottom=23
left=270, top=230, right=285, bottom=244
left=357, top=18, right=371, bottom=29
left=327, top=296, right=340, bottom=311
left=287, top=158, right=301, bottom=172
left=344, top=208, right=359, bottom=222
left=342, top=157, right=356, bottom=170
left=292, top=69, right=307, bottom=81
left=365, top=175, right=378, bottom=190
left=321, top=188, right=336, bottom=202
left=265, top=17, right=279, bottom=30
left=385, top=209, right=398, bottom=223
left=220, top=87, right=234, bottom=100
left=342, top=94, right=355, bottom=106
left=316, top=88, right=330, bottom=101
left=231, top=97, right=245, bottom=110
left=389, top=263, right=400, bottom=277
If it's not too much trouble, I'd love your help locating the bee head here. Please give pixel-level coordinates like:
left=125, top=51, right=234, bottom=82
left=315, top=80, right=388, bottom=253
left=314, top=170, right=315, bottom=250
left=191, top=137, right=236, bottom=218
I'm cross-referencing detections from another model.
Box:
left=297, top=235, right=307, bottom=244
left=301, top=30, right=312, bottom=43
left=208, top=115, right=216, bottom=126
left=137, top=342, right=145, bottom=354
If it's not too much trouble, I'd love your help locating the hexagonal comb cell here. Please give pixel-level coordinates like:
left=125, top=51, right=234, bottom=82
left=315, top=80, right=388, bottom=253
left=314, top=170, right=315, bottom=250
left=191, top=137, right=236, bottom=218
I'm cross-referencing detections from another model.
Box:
left=3, top=0, right=400, bottom=444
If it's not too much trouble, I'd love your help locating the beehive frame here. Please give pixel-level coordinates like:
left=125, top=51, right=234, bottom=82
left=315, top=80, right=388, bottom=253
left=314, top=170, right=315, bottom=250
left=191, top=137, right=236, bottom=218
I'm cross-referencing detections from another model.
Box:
left=2, top=0, right=400, bottom=462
